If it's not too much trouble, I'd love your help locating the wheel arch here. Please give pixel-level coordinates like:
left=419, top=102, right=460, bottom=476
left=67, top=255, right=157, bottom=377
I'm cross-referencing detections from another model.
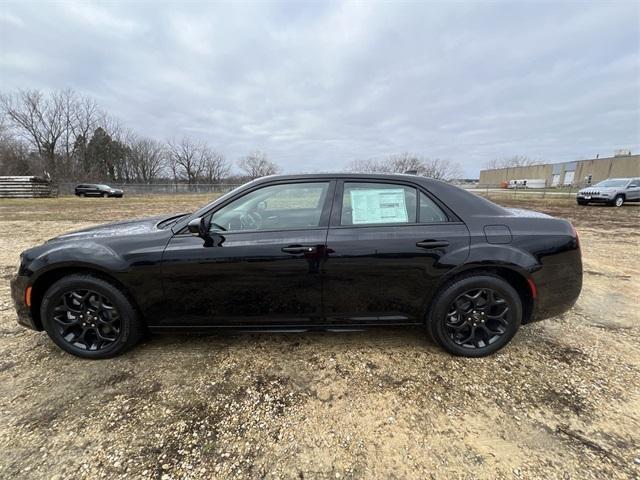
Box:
left=425, top=265, right=535, bottom=325
left=30, top=266, right=143, bottom=330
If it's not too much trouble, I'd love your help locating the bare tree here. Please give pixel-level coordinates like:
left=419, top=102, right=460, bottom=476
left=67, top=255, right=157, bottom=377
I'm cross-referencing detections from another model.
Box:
left=237, top=151, right=280, bottom=179
left=484, top=155, right=538, bottom=170
left=345, top=158, right=384, bottom=174
left=128, top=136, right=166, bottom=183
left=201, top=148, right=230, bottom=183
left=0, top=89, right=68, bottom=177
left=0, top=122, right=36, bottom=175
left=167, top=137, right=206, bottom=185
left=346, top=153, right=462, bottom=181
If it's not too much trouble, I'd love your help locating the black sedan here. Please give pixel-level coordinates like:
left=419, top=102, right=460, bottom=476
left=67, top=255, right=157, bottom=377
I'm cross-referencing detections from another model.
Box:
left=74, top=183, right=124, bottom=197
left=12, top=174, right=582, bottom=359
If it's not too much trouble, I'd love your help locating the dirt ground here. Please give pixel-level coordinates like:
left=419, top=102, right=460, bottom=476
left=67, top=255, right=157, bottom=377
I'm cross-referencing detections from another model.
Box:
left=0, top=194, right=638, bottom=479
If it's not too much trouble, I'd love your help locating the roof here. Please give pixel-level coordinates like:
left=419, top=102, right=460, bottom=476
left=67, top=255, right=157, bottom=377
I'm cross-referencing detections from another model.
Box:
left=250, top=172, right=451, bottom=187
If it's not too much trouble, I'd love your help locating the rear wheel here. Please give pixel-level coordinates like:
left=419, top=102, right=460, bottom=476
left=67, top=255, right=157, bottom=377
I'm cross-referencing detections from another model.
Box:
left=41, top=275, right=142, bottom=359
left=79, top=193, right=85, bottom=197
left=427, top=275, right=521, bottom=357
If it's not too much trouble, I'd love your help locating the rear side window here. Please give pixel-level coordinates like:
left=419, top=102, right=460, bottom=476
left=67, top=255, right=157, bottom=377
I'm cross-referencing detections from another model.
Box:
left=341, top=182, right=417, bottom=226
left=419, top=192, right=448, bottom=222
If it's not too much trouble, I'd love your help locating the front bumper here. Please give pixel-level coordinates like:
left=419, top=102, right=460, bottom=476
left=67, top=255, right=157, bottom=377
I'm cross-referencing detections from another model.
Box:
left=10, top=274, right=39, bottom=330
left=576, top=194, right=613, bottom=203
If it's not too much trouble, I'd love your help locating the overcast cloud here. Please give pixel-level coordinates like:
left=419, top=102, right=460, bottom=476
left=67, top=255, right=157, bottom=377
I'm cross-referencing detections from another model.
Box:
left=1, top=1, right=638, bottom=176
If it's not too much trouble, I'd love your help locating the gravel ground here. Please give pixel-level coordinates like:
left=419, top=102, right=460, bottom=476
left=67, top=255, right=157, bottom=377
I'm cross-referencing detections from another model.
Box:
left=0, top=194, right=638, bottom=479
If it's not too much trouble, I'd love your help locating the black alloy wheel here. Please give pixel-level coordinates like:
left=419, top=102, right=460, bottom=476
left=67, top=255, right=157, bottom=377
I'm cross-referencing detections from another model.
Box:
left=52, top=289, right=122, bottom=351
left=41, top=275, right=141, bottom=358
left=427, top=274, right=522, bottom=357
left=444, top=288, right=510, bottom=349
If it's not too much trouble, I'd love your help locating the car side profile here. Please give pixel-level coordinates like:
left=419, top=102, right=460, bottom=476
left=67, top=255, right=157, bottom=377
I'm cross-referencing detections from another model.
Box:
left=576, top=177, right=640, bottom=207
left=12, top=174, right=582, bottom=359
left=75, top=183, right=124, bottom=198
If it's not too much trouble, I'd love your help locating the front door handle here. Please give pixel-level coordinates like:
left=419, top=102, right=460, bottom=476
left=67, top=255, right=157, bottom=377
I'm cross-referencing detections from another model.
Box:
left=416, top=240, right=450, bottom=249
left=282, top=245, right=317, bottom=254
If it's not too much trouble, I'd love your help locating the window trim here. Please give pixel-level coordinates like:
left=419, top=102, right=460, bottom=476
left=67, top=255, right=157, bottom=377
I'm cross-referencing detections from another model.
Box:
left=329, top=179, right=457, bottom=228
left=177, top=179, right=336, bottom=235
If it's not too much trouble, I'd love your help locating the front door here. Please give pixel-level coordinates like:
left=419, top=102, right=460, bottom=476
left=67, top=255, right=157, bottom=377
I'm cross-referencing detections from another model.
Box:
left=322, top=180, right=470, bottom=324
left=158, top=181, right=334, bottom=327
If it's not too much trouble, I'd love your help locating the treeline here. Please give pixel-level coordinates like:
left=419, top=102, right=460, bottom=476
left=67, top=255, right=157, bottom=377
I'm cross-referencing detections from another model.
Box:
left=345, top=153, right=462, bottom=180
left=1, top=88, right=467, bottom=184
left=0, top=89, right=280, bottom=183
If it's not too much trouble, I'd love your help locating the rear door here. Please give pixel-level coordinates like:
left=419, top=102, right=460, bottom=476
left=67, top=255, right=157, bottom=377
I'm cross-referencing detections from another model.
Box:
left=322, top=180, right=470, bottom=324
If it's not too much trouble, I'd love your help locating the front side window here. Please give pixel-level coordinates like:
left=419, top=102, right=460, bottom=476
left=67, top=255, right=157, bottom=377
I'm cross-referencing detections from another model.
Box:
left=341, top=182, right=417, bottom=226
left=594, top=179, right=628, bottom=188
left=211, top=182, right=329, bottom=232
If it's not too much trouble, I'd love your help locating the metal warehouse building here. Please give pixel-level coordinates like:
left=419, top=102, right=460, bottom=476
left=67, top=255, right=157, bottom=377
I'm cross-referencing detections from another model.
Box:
left=479, top=153, right=640, bottom=187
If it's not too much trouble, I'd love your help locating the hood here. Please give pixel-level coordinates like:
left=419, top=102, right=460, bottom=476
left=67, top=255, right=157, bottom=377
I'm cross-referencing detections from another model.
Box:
left=505, top=208, right=552, bottom=218
left=48, top=215, right=167, bottom=243
left=579, top=186, right=617, bottom=194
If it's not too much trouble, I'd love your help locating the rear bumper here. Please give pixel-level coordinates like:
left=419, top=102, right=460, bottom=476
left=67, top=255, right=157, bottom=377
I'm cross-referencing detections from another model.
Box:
left=10, top=274, right=39, bottom=330
left=529, top=260, right=582, bottom=322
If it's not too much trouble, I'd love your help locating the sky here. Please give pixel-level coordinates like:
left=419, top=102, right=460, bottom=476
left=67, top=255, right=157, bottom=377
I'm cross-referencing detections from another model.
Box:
left=0, top=1, right=638, bottom=177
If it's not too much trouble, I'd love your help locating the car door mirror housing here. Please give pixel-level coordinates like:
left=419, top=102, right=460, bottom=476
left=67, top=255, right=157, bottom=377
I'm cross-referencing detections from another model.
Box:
left=187, top=217, right=210, bottom=238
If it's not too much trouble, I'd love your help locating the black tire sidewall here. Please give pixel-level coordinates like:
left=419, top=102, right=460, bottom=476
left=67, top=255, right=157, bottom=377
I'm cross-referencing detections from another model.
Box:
left=41, top=275, right=140, bottom=359
left=428, top=275, right=522, bottom=357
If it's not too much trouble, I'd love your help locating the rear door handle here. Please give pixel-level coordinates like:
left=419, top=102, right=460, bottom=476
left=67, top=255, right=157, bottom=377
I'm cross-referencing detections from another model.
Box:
left=416, top=240, right=450, bottom=249
left=282, top=245, right=317, bottom=254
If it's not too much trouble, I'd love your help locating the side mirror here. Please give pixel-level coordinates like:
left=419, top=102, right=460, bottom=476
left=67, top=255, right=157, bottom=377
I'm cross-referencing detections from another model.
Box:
left=187, top=217, right=210, bottom=238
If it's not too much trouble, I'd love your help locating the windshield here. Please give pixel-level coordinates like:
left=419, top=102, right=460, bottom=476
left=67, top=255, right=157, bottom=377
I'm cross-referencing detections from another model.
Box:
left=593, top=179, right=629, bottom=188
left=97, top=184, right=113, bottom=189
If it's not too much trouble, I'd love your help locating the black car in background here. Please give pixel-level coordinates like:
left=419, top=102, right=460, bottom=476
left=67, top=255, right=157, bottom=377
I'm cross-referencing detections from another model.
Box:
left=74, top=183, right=124, bottom=197
left=12, top=174, right=582, bottom=359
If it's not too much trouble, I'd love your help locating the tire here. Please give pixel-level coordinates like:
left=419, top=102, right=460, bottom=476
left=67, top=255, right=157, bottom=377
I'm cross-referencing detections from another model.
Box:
left=612, top=195, right=624, bottom=207
left=102, top=192, right=109, bottom=198
left=427, top=274, right=522, bottom=357
left=577, top=200, right=588, bottom=206
left=41, top=274, right=142, bottom=359
left=79, top=193, right=85, bottom=198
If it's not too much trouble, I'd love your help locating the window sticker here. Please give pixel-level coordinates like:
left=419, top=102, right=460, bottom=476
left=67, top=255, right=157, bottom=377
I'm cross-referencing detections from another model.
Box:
left=350, top=188, right=408, bottom=224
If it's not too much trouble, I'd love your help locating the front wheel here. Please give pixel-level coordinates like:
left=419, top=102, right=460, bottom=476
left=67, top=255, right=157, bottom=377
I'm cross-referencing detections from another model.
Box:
left=577, top=199, right=588, bottom=206
left=41, top=275, right=142, bottom=359
left=612, top=195, right=624, bottom=207
left=427, top=275, right=522, bottom=357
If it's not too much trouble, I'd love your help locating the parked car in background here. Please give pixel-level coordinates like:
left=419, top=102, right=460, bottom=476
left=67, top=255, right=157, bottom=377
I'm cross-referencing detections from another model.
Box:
left=12, top=174, right=582, bottom=359
left=576, top=178, right=640, bottom=207
left=75, top=184, right=123, bottom=198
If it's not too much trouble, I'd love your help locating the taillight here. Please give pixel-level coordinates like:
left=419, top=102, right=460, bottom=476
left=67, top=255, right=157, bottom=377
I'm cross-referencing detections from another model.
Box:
left=571, top=225, right=580, bottom=249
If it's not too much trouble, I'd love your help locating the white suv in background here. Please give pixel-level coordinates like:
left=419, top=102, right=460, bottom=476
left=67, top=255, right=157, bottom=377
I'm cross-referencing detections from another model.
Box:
left=577, top=178, right=640, bottom=207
